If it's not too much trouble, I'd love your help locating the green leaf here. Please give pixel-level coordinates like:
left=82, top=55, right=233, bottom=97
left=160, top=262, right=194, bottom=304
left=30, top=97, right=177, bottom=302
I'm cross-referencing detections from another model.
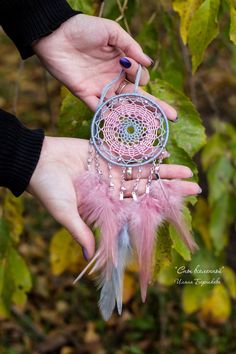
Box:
left=58, top=91, right=92, bottom=139
left=223, top=266, right=236, bottom=299
left=189, top=247, right=220, bottom=282
left=0, top=218, right=32, bottom=317
left=153, top=223, right=172, bottom=280
left=188, top=0, right=220, bottom=72
left=149, top=80, right=206, bottom=157
left=157, top=263, right=177, bottom=286
left=207, top=156, right=234, bottom=206
left=169, top=206, right=192, bottom=261
left=0, top=218, right=11, bottom=256
left=209, top=193, right=235, bottom=253
left=8, top=248, right=32, bottom=306
left=167, top=140, right=198, bottom=179
left=228, top=0, right=236, bottom=44
left=0, top=248, right=32, bottom=317
left=173, top=0, right=203, bottom=44
left=192, top=198, right=212, bottom=249
left=67, top=0, right=94, bottom=14
left=157, top=250, right=183, bottom=286
left=201, top=133, right=227, bottom=170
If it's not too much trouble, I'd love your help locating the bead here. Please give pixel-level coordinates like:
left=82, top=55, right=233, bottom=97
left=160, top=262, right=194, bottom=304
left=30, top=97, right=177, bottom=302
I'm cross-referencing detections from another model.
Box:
left=146, top=185, right=150, bottom=194
left=132, top=191, right=138, bottom=201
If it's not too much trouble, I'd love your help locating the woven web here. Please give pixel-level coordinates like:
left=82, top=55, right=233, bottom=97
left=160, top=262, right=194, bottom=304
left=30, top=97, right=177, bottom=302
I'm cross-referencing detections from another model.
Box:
left=92, top=95, right=168, bottom=166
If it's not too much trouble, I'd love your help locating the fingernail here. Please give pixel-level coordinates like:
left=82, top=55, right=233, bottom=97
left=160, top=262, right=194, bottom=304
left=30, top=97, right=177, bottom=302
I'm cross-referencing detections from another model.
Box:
left=119, top=57, right=132, bottom=68
left=82, top=247, right=89, bottom=261
left=173, top=116, right=179, bottom=123
left=145, top=54, right=154, bottom=66
left=198, top=187, right=202, bottom=194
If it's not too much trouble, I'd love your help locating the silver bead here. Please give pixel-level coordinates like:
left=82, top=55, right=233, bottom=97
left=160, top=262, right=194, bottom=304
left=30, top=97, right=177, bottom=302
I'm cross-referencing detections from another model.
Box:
left=146, top=185, right=150, bottom=194
left=132, top=191, right=138, bottom=201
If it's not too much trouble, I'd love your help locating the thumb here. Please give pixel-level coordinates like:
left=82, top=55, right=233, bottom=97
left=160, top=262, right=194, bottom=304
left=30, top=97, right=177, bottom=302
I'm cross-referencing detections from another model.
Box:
left=59, top=211, right=95, bottom=260
left=108, top=21, right=153, bottom=67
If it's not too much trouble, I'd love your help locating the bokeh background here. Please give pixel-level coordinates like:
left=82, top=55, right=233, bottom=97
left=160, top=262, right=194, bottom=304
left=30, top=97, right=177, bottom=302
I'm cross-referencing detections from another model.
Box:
left=0, top=1, right=236, bottom=353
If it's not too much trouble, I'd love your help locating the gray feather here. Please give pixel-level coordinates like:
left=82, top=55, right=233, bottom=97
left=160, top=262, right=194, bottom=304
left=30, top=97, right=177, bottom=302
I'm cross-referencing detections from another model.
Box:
left=98, top=224, right=131, bottom=320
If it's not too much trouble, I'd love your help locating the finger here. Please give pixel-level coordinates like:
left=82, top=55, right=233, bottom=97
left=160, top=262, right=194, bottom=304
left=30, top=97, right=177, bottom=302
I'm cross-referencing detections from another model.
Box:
left=82, top=95, right=99, bottom=111
left=57, top=211, right=95, bottom=260
left=124, top=180, right=201, bottom=197
left=108, top=22, right=153, bottom=67
left=138, top=89, right=177, bottom=120
left=116, top=82, right=177, bottom=120
left=119, top=57, right=150, bottom=85
left=130, top=164, right=193, bottom=180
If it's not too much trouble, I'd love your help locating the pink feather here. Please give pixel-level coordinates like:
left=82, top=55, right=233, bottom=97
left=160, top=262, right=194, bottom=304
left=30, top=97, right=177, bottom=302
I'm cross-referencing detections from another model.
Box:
left=129, top=193, right=164, bottom=302
left=75, top=171, right=128, bottom=268
left=151, top=180, right=198, bottom=252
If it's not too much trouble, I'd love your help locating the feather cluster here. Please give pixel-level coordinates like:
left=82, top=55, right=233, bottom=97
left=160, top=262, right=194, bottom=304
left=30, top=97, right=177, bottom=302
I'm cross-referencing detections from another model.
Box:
left=74, top=171, right=198, bottom=320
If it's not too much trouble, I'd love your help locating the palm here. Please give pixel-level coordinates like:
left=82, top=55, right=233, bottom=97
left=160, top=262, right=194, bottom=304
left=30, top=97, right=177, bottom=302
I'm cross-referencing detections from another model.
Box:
left=28, top=137, right=199, bottom=259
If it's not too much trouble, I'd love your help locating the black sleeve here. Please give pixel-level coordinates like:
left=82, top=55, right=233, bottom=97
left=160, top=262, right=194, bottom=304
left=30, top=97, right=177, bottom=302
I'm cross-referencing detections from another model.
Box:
left=0, top=0, right=80, bottom=59
left=0, top=109, right=44, bottom=197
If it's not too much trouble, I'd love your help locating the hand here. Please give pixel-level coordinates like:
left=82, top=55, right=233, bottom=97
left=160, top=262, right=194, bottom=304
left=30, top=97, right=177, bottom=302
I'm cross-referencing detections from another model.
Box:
left=33, top=14, right=177, bottom=119
left=27, top=137, right=201, bottom=260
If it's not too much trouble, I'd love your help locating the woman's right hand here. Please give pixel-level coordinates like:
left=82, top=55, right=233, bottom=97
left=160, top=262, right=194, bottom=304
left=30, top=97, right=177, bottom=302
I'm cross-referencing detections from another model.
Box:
left=27, top=137, right=201, bottom=260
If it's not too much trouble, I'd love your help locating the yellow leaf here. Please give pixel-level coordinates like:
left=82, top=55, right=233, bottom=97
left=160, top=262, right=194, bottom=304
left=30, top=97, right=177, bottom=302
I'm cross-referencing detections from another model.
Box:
left=182, top=284, right=211, bottom=314
left=188, top=0, right=220, bottom=72
left=3, top=192, right=24, bottom=243
left=123, top=273, right=136, bottom=303
left=192, top=198, right=212, bottom=249
left=223, top=266, right=236, bottom=299
left=60, top=347, right=75, bottom=354
left=0, top=298, right=10, bottom=318
left=50, top=228, right=85, bottom=276
left=126, top=260, right=138, bottom=273
left=157, top=264, right=176, bottom=286
left=173, top=0, right=203, bottom=44
left=228, top=0, right=236, bottom=44
left=12, top=289, right=27, bottom=308
left=84, top=321, right=100, bottom=343
left=200, top=284, right=231, bottom=323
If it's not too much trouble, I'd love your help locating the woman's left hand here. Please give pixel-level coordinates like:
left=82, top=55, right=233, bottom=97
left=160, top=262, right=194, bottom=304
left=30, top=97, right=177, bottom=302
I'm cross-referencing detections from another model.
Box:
left=33, top=14, right=177, bottom=120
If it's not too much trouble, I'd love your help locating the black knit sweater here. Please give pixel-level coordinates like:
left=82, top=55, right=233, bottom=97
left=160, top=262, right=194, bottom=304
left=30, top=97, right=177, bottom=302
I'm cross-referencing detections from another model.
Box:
left=0, top=0, right=79, bottom=196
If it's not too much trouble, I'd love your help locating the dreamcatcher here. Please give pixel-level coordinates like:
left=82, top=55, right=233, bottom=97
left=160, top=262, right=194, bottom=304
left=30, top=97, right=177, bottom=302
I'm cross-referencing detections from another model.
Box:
left=74, top=65, right=198, bottom=320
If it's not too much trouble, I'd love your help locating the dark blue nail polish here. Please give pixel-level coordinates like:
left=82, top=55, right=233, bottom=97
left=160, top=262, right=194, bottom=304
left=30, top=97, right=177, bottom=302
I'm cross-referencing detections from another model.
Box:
left=145, top=54, right=154, bottom=66
left=119, top=57, right=132, bottom=69
left=82, top=247, right=89, bottom=261
left=173, top=116, right=179, bottom=123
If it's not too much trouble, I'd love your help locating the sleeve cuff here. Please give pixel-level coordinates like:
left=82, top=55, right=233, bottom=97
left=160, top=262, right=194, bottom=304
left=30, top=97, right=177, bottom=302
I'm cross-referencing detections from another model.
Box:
left=0, top=0, right=80, bottom=59
left=0, top=111, right=45, bottom=196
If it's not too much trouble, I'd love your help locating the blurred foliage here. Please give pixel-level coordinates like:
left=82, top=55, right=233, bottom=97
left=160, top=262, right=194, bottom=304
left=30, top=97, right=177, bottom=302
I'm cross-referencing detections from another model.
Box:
left=0, top=194, right=31, bottom=318
left=0, top=0, right=236, bottom=353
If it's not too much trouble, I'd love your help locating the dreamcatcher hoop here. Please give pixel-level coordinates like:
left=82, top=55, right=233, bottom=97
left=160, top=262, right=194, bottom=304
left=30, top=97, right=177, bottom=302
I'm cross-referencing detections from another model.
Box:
left=91, top=65, right=169, bottom=167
